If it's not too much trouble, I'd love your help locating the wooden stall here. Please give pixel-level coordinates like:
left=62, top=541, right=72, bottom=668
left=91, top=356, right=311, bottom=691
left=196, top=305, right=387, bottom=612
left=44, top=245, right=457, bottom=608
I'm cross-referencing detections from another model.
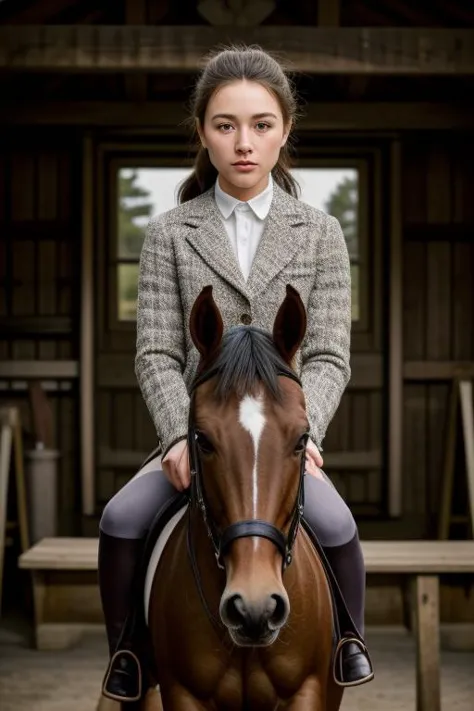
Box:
left=0, top=0, right=473, bottom=633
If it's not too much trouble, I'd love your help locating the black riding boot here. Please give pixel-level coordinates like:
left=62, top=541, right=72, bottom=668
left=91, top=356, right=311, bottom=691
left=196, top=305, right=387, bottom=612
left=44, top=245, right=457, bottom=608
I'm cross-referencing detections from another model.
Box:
left=98, top=530, right=144, bottom=702
left=324, top=532, right=374, bottom=687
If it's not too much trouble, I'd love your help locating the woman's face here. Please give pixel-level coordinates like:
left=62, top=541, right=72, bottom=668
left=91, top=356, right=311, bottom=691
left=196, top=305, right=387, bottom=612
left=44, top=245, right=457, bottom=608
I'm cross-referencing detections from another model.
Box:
left=198, top=79, right=290, bottom=201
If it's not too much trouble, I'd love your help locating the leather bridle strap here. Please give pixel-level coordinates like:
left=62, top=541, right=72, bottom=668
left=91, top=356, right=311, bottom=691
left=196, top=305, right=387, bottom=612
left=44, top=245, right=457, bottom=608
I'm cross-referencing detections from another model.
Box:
left=219, top=520, right=287, bottom=560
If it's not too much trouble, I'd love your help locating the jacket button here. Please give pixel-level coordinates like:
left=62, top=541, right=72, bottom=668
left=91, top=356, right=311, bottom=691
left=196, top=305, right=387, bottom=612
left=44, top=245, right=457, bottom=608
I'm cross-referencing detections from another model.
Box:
left=240, top=313, right=252, bottom=325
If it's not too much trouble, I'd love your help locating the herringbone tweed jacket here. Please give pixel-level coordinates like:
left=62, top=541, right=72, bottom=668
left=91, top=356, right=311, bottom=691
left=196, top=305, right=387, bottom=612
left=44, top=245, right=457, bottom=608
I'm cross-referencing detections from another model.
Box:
left=135, top=181, right=351, bottom=458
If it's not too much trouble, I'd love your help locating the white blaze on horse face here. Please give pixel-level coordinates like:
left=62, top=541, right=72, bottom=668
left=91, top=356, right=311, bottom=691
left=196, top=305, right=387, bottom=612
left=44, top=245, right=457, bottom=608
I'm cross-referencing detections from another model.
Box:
left=239, top=393, right=266, bottom=519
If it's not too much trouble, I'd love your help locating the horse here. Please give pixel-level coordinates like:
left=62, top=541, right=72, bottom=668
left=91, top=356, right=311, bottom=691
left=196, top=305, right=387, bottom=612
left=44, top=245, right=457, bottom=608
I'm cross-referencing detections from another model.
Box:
left=98, top=284, right=343, bottom=711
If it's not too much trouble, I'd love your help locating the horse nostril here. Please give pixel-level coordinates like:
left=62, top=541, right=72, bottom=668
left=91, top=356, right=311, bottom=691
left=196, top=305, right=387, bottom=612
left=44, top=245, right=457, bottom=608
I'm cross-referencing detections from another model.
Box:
left=223, top=594, right=247, bottom=627
left=268, top=593, right=288, bottom=629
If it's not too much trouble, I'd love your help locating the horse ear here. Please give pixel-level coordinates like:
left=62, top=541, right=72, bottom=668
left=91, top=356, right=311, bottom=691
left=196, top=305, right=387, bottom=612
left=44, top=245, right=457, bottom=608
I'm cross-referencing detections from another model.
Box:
left=190, top=285, right=224, bottom=360
left=272, top=284, right=307, bottom=364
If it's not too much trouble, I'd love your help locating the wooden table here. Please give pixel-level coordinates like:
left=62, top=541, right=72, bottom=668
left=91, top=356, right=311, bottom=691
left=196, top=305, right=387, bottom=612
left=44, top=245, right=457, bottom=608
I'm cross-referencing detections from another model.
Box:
left=19, top=538, right=474, bottom=711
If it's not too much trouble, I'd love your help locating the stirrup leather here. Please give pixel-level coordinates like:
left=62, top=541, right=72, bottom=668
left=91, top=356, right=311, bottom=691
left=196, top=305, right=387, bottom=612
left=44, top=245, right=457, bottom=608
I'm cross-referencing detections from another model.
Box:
left=333, top=637, right=374, bottom=688
left=102, top=649, right=143, bottom=702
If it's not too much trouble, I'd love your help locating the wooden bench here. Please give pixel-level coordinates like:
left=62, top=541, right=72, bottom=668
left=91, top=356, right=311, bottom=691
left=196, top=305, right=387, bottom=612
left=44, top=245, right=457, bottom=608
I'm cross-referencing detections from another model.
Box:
left=19, top=538, right=474, bottom=711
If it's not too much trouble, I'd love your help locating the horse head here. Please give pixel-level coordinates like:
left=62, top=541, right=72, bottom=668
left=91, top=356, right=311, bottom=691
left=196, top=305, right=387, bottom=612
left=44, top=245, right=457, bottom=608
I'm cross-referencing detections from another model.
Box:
left=188, top=284, right=309, bottom=647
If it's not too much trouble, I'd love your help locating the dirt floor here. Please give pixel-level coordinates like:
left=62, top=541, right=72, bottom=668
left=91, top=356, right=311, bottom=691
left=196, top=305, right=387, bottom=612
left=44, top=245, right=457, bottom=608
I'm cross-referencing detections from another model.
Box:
left=0, top=616, right=473, bottom=711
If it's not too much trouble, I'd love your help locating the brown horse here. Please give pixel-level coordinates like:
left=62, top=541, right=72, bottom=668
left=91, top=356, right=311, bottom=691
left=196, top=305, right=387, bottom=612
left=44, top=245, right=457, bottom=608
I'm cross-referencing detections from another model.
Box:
left=99, top=284, right=343, bottom=711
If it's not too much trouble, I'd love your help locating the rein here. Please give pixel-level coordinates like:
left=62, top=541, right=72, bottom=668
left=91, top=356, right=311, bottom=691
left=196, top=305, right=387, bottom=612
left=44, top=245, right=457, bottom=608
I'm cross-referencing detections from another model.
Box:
left=186, top=366, right=307, bottom=629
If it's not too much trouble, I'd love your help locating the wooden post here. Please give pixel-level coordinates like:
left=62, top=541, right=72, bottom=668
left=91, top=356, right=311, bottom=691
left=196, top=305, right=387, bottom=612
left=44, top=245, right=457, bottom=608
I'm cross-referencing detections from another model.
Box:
left=438, top=377, right=474, bottom=538
left=81, top=136, right=95, bottom=516
left=0, top=412, right=14, bottom=606
left=388, top=139, right=403, bottom=517
left=411, top=575, right=440, bottom=711
left=0, top=407, right=30, bottom=610
left=459, top=380, right=474, bottom=536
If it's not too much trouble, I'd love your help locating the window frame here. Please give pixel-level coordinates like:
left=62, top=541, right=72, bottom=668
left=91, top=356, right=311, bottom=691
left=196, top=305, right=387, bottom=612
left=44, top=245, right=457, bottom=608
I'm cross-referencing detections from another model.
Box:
left=107, top=155, right=194, bottom=334
left=102, top=142, right=382, bottom=355
left=292, top=157, right=369, bottom=335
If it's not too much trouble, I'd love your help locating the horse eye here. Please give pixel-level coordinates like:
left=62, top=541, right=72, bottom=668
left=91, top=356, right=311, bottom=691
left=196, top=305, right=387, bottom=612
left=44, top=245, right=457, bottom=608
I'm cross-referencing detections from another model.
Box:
left=294, top=435, right=308, bottom=455
left=195, top=431, right=215, bottom=455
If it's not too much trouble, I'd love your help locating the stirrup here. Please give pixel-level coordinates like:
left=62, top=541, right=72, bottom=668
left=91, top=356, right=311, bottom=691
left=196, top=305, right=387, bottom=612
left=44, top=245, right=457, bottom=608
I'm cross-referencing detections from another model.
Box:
left=102, top=648, right=143, bottom=702
left=333, top=636, right=374, bottom=688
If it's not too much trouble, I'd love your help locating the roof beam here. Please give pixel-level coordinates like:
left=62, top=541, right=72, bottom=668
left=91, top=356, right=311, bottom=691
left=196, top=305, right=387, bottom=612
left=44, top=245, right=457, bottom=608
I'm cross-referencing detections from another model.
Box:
left=0, top=100, right=472, bottom=130
left=318, top=0, right=340, bottom=27
left=124, top=0, right=147, bottom=101
left=0, top=25, right=473, bottom=74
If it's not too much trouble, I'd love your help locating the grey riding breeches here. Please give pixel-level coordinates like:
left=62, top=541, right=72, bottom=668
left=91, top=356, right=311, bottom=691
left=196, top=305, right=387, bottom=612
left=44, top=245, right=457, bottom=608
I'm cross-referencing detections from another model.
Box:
left=100, top=456, right=357, bottom=549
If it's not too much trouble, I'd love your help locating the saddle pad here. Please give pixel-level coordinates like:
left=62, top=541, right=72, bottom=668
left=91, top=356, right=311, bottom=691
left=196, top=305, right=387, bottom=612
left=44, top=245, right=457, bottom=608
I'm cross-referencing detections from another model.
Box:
left=144, top=504, right=188, bottom=625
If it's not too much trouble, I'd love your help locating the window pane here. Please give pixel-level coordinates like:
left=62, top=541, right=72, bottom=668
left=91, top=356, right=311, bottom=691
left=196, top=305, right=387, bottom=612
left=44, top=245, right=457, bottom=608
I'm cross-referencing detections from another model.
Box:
left=292, top=168, right=359, bottom=320
left=118, top=263, right=139, bottom=321
left=117, top=167, right=192, bottom=259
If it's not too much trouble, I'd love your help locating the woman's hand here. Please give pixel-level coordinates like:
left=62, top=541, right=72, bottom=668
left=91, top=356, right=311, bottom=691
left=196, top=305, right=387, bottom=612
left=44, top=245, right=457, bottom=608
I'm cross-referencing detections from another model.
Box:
left=162, top=439, right=190, bottom=491
left=305, top=438, right=324, bottom=480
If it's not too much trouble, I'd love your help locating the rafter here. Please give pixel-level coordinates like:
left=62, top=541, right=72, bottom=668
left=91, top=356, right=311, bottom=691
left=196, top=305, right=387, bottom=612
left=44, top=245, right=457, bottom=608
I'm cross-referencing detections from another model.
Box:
left=0, top=26, right=473, bottom=74
left=124, top=0, right=147, bottom=102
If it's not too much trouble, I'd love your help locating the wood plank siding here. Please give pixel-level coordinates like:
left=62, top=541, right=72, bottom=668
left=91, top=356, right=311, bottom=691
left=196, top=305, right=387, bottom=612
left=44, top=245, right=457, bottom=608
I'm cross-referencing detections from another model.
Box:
left=0, top=135, right=80, bottom=535
left=0, top=4, right=473, bottom=622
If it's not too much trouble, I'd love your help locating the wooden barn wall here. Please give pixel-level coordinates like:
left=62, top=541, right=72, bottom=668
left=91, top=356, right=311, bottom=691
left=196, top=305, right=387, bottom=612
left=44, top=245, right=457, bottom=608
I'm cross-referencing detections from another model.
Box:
left=1, top=129, right=474, bottom=545
left=0, top=131, right=82, bottom=536
left=400, top=134, right=474, bottom=540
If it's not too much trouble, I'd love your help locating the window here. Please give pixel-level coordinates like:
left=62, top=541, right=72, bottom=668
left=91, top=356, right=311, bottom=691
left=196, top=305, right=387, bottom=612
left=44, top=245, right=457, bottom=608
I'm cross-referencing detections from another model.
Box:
left=115, top=166, right=362, bottom=323
left=292, top=168, right=360, bottom=322
left=116, top=167, right=191, bottom=321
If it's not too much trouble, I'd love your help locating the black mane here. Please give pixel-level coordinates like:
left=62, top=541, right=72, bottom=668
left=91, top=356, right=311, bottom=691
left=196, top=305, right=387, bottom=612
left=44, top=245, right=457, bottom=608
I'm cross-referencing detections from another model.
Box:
left=198, top=326, right=297, bottom=401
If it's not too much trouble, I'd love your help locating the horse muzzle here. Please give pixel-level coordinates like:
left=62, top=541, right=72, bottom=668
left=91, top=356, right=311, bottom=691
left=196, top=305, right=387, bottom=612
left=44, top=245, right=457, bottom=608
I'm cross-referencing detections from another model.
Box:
left=220, top=591, right=290, bottom=646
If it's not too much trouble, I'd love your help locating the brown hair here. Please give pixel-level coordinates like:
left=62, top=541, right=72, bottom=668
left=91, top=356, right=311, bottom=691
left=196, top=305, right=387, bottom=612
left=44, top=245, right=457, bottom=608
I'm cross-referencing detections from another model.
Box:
left=178, top=45, right=300, bottom=203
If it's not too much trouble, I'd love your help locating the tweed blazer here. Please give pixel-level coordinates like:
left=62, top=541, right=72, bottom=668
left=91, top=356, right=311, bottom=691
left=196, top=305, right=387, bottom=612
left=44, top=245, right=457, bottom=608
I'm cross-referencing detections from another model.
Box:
left=135, top=181, right=351, bottom=458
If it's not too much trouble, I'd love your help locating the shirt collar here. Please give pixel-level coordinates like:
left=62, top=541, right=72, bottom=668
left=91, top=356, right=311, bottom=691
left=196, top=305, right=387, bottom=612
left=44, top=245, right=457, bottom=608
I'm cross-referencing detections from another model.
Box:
left=214, top=174, right=273, bottom=221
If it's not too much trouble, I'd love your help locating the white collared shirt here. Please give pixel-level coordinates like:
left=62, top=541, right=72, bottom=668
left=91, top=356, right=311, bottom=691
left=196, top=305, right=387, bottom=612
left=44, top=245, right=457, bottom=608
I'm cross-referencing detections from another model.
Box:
left=214, top=175, right=273, bottom=281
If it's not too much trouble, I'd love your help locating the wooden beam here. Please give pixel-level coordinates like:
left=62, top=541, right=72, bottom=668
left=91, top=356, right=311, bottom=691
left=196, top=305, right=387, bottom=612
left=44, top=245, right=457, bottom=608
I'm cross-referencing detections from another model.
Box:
left=404, top=361, right=474, bottom=380
left=0, top=361, right=79, bottom=379
left=0, top=26, right=473, bottom=74
left=0, top=316, right=72, bottom=335
left=0, top=0, right=76, bottom=24
left=124, top=0, right=147, bottom=102
left=318, top=0, right=340, bottom=27
left=1, top=101, right=472, bottom=130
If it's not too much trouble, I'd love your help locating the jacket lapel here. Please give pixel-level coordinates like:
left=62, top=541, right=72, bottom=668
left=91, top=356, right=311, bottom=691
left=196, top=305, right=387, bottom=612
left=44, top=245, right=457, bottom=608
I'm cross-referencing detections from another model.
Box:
left=246, top=184, right=309, bottom=297
left=182, top=189, right=249, bottom=298
left=182, top=183, right=310, bottom=300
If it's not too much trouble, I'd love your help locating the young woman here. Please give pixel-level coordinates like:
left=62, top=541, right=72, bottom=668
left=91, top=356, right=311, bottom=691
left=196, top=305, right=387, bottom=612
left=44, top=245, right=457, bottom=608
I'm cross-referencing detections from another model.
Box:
left=99, top=45, right=373, bottom=703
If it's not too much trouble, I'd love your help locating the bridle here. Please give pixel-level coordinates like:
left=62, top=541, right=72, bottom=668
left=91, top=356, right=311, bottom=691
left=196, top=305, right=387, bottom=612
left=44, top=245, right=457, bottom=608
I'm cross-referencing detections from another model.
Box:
left=187, top=366, right=307, bottom=574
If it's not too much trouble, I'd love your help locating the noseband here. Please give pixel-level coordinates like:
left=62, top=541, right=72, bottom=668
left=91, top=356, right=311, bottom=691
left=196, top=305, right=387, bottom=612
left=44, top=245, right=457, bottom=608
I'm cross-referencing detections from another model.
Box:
left=188, top=368, right=307, bottom=573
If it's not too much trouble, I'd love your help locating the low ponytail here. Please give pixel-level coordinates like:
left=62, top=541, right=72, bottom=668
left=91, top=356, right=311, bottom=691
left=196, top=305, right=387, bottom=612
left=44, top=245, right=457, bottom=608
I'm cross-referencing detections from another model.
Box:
left=178, top=147, right=218, bottom=204
left=272, top=145, right=299, bottom=199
